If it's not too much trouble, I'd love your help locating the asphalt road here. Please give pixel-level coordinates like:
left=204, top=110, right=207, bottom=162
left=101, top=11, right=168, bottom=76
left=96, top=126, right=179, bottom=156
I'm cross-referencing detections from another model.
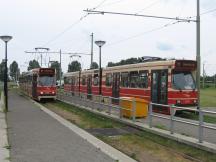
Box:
left=7, top=91, right=115, bottom=162
left=59, top=93, right=216, bottom=144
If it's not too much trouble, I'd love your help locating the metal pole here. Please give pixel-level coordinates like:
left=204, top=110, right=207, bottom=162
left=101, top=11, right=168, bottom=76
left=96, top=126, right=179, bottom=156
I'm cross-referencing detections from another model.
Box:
left=170, top=105, right=174, bottom=134
left=99, top=46, right=102, bottom=95
left=40, top=53, right=42, bottom=67
left=198, top=109, right=204, bottom=143
left=214, top=74, right=216, bottom=88
left=202, top=62, right=205, bottom=88
left=90, top=33, right=93, bottom=68
left=196, top=0, right=201, bottom=110
left=149, top=103, right=152, bottom=128
left=48, top=57, right=50, bottom=68
left=108, top=96, right=111, bottom=115
left=4, top=42, right=8, bottom=112
left=59, top=49, right=62, bottom=86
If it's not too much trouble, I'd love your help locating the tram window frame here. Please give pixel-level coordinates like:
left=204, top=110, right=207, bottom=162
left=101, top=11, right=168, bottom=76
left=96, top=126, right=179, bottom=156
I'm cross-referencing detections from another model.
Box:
left=129, top=71, right=139, bottom=88
left=71, top=77, right=75, bottom=85
left=121, top=72, right=129, bottom=88
left=93, top=74, right=99, bottom=86
left=82, top=75, right=86, bottom=85
left=64, top=77, right=67, bottom=84
left=75, top=77, right=79, bottom=85
left=139, top=70, right=148, bottom=88
left=105, top=73, right=112, bottom=87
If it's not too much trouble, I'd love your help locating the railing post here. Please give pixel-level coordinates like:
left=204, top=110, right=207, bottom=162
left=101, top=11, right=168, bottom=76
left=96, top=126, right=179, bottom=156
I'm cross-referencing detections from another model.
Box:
left=119, top=98, right=122, bottom=118
left=198, top=108, right=204, bottom=143
left=91, top=94, right=94, bottom=110
left=170, top=104, right=174, bottom=134
left=149, top=102, right=152, bottom=128
left=108, top=96, right=112, bottom=115
left=98, top=95, right=102, bottom=111
left=132, top=99, right=136, bottom=122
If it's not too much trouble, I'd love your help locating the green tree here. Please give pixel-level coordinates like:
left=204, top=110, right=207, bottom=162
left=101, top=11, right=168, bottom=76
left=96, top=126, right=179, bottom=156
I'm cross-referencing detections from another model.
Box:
left=0, top=61, right=5, bottom=81
left=28, top=60, right=40, bottom=71
left=50, top=61, right=61, bottom=80
left=68, top=61, right=81, bottom=72
left=90, top=62, right=99, bottom=69
left=9, top=61, right=19, bottom=81
left=107, top=62, right=115, bottom=67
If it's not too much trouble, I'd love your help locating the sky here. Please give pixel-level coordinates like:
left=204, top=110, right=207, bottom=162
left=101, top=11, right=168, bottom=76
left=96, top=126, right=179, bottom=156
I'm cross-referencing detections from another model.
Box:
left=0, top=0, right=216, bottom=75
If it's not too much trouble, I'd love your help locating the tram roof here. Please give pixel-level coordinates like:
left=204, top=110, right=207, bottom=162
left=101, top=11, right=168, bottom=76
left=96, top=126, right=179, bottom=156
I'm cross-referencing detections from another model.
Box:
left=63, top=59, right=196, bottom=77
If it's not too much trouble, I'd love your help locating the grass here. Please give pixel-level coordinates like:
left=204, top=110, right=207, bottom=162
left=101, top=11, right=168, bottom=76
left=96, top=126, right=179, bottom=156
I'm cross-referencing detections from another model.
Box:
left=100, top=132, right=216, bottom=162
left=43, top=101, right=123, bottom=129
left=201, top=88, right=216, bottom=107
left=43, top=100, right=216, bottom=162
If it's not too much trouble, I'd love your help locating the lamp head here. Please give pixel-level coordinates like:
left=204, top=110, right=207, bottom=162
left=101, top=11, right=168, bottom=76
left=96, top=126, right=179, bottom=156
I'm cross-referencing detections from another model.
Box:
left=0, top=35, right=12, bottom=42
left=95, top=40, right=106, bottom=47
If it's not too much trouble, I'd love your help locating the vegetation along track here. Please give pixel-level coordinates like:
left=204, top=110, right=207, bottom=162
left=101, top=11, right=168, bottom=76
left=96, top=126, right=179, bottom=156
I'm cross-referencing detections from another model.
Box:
left=42, top=100, right=216, bottom=162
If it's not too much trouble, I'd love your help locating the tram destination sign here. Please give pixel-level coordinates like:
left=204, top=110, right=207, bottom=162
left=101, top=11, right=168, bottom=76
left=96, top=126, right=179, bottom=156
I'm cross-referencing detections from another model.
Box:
left=39, top=68, right=55, bottom=75
left=175, top=60, right=197, bottom=70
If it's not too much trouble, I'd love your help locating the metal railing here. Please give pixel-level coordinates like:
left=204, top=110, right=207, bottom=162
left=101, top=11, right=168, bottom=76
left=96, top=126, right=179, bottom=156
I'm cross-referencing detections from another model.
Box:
left=149, top=102, right=216, bottom=143
left=57, top=90, right=216, bottom=143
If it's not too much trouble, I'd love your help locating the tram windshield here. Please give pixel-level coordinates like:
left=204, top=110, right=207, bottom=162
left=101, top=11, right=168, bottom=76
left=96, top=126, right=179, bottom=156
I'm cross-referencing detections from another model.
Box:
left=38, top=76, right=56, bottom=86
left=172, top=71, right=196, bottom=90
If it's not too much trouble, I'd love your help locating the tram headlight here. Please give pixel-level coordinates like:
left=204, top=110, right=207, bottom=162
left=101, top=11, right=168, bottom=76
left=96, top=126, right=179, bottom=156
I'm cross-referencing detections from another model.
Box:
left=52, top=91, right=55, bottom=94
left=194, top=100, right=197, bottom=104
left=40, top=91, right=44, bottom=95
left=176, top=100, right=181, bottom=104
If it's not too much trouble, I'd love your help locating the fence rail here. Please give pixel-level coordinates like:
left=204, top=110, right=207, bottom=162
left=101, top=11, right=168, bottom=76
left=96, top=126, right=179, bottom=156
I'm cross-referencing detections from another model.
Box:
left=57, top=90, right=216, bottom=143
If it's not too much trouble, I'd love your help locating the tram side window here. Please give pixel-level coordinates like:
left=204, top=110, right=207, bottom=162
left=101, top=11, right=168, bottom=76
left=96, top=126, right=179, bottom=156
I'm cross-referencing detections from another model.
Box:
left=75, top=77, right=79, bottom=85
left=139, top=71, right=148, bottom=88
left=129, top=71, right=139, bottom=88
left=93, top=74, right=99, bottom=86
left=71, top=77, right=75, bottom=85
left=82, top=75, right=86, bottom=85
left=64, top=77, right=67, bottom=84
left=121, top=72, right=129, bottom=87
left=105, top=73, right=112, bottom=86
left=64, top=77, right=72, bottom=85
left=28, top=75, right=32, bottom=84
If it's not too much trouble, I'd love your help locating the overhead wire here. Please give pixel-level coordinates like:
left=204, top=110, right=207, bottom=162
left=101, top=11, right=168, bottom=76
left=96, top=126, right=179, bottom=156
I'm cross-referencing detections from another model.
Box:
left=41, top=0, right=109, bottom=47
left=99, top=0, right=126, bottom=8
left=135, top=0, right=161, bottom=14
left=106, top=20, right=186, bottom=47
left=105, top=5, right=216, bottom=47
left=185, top=7, right=216, bottom=20
left=200, top=8, right=216, bottom=16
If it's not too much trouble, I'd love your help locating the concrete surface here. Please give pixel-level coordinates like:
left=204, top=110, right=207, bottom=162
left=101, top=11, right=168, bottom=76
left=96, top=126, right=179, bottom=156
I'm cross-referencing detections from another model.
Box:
left=7, top=91, right=125, bottom=162
left=0, top=93, right=10, bottom=162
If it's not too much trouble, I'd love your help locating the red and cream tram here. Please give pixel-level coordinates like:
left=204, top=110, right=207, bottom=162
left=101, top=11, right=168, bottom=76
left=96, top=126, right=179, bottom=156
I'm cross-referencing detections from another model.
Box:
left=19, top=68, right=57, bottom=101
left=64, top=59, right=197, bottom=114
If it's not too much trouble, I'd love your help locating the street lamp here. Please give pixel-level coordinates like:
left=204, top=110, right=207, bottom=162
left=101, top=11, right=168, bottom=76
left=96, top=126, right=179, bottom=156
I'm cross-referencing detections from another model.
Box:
left=95, top=40, right=106, bottom=95
left=0, top=35, right=12, bottom=112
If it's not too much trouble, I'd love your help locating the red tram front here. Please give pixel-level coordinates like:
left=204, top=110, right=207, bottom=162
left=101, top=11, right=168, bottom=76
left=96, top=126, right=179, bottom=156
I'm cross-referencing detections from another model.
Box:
left=19, top=68, right=56, bottom=101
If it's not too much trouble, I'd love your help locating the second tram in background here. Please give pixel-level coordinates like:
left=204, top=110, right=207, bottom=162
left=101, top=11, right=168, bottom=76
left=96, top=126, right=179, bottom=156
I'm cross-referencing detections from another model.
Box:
left=63, top=59, right=197, bottom=114
left=19, top=68, right=57, bottom=101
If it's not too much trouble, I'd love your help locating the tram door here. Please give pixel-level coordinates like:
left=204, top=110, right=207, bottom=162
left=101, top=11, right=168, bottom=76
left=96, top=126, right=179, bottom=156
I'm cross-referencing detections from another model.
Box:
left=151, top=70, right=168, bottom=113
left=32, top=74, right=37, bottom=99
left=112, top=73, right=120, bottom=103
left=71, top=77, right=75, bottom=95
left=87, top=75, right=92, bottom=99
